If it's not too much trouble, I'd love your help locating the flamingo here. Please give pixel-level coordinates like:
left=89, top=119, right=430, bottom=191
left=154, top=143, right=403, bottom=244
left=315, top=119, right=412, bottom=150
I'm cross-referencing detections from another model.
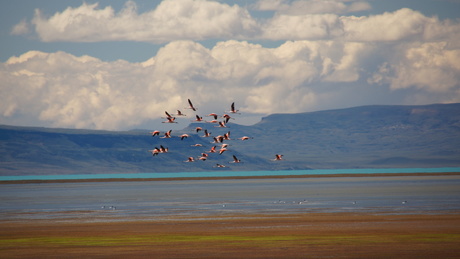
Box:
left=163, top=111, right=173, bottom=119
left=238, top=136, right=253, bottom=141
left=214, top=163, right=226, bottom=168
left=149, top=148, right=160, bottom=156
left=184, top=157, right=195, bottom=162
left=229, top=102, right=240, bottom=114
left=198, top=153, right=208, bottom=161
left=186, top=99, right=197, bottom=111
left=273, top=154, right=283, bottom=161
left=222, top=114, right=234, bottom=120
left=207, top=146, right=217, bottom=153
left=194, top=127, right=203, bottom=132
left=206, top=114, right=218, bottom=123
left=161, top=130, right=172, bottom=138
left=159, top=145, right=168, bottom=153
left=229, top=155, right=241, bottom=163
left=202, top=129, right=212, bottom=137
left=223, top=131, right=231, bottom=140
left=215, top=121, right=227, bottom=128
left=191, top=143, right=203, bottom=147
left=150, top=130, right=160, bottom=137
left=219, top=148, right=227, bottom=155
left=193, top=115, right=204, bottom=122
left=212, top=136, right=224, bottom=143
left=180, top=134, right=189, bottom=140
left=162, top=117, right=177, bottom=123
left=175, top=110, right=186, bottom=116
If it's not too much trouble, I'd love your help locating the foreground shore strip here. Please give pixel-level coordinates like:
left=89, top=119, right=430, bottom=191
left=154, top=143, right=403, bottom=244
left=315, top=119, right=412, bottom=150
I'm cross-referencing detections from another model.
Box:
left=1, top=212, right=460, bottom=258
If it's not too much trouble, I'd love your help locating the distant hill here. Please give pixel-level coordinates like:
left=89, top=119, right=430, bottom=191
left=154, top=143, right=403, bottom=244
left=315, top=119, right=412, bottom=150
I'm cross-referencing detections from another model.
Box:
left=1, top=103, right=459, bottom=175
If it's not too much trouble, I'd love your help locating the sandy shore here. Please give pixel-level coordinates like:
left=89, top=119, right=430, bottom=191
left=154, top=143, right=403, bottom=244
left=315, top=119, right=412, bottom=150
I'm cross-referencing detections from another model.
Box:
left=2, top=212, right=460, bottom=258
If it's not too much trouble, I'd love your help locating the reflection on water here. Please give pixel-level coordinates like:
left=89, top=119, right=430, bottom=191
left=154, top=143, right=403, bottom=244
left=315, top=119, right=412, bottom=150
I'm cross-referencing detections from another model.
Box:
left=1, top=175, right=460, bottom=222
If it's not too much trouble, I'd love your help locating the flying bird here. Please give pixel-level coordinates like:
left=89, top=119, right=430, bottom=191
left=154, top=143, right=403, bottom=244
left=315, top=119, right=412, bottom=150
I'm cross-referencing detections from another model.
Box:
left=207, top=146, right=217, bottom=153
left=238, top=136, right=253, bottom=141
left=198, top=153, right=209, bottom=161
left=215, top=121, right=227, bottom=128
left=186, top=99, right=197, bottom=111
left=163, top=111, right=173, bottom=119
left=219, top=148, right=227, bottom=155
left=180, top=134, right=189, bottom=140
left=229, top=155, right=241, bottom=163
left=162, top=117, right=177, bottom=123
left=161, top=130, right=172, bottom=138
left=202, top=129, right=212, bottom=137
left=193, top=115, right=204, bottom=122
left=214, top=163, right=226, bottom=168
left=273, top=154, right=284, bottom=161
left=175, top=110, right=186, bottom=116
left=150, top=130, right=160, bottom=137
left=184, top=157, right=195, bottom=162
left=229, top=102, right=240, bottom=114
left=194, top=127, right=203, bottom=132
left=149, top=148, right=160, bottom=156
left=159, top=145, right=168, bottom=153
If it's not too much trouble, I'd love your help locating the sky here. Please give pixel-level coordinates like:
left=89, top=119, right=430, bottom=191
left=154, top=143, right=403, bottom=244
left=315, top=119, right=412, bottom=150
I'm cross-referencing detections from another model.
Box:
left=1, top=0, right=460, bottom=131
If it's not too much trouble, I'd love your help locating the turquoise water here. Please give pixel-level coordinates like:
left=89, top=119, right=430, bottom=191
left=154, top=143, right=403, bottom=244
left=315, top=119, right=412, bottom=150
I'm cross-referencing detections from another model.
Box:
left=1, top=167, right=459, bottom=181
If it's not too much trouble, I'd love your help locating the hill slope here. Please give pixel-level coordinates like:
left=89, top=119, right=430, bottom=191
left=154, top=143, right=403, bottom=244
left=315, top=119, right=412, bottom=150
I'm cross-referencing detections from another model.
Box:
left=1, top=103, right=459, bottom=175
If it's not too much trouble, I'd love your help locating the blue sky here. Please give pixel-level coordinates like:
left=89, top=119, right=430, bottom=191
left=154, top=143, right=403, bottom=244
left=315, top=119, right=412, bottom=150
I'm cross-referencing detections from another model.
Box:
left=1, top=0, right=460, bottom=130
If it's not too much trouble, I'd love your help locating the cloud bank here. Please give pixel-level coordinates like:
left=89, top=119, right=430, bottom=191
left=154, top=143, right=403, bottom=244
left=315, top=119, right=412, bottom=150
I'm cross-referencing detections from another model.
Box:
left=15, top=0, right=460, bottom=43
left=2, top=39, right=460, bottom=130
left=3, top=0, right=460, bottom=130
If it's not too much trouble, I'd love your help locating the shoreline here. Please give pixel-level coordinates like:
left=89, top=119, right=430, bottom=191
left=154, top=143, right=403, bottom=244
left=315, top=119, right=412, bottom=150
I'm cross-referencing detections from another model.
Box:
left=1, top=171, right=459, bottom=184
left=2, top=212, right=460, bottom=258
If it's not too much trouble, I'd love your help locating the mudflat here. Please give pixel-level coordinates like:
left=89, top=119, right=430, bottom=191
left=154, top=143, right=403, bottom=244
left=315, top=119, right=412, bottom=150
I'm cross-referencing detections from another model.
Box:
left=2, top=212, right=460, bottom=258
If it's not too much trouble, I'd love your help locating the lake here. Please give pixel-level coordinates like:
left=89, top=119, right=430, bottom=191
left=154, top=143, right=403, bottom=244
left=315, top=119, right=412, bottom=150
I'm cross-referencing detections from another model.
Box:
left=1, top=172, right=460, bottom=223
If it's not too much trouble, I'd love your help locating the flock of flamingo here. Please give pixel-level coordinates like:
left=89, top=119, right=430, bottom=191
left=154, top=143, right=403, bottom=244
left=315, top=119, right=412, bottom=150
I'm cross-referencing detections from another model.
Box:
left=148, top=99, right=283, bottom=168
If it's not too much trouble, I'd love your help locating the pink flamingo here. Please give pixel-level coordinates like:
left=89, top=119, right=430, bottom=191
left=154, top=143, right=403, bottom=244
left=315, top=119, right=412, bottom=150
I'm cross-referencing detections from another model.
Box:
left=273, top=154, right=284, bottom=161
left=193, top=115, right=204, bottom=122
left=180, top=134, right=189, bottom=140
left=184, top=157, right=195, bottom=162
left=214, top=163, right=226, bottom=168
left=238, top=136, right=253, bottom=141
left=163, top=111, right=173, bottom=119
left=202, top=129, right=212, bottom=137
left=175, top=110, right=186, bottom=116
left=185, top=99, right=197, bottom=111
left=161, top=130, right=172, bottom=138
left=194, top=127, right=203, bottom=132
left=228, top=102, right=240, bottom=114
left=207, top=146, right=217, bottom=153
left=148, top=148, right=160, bottom=156
left=159, top=145, right=168, bottom=153
left=150, top=130, right=160, bottom=137
left=219, top=148, right=227, bottom=155
left=215, top=121, right=227, bottom=128
left=162, top=117, right=177, bottom=123
left=229, top=155, right=241, bottom=163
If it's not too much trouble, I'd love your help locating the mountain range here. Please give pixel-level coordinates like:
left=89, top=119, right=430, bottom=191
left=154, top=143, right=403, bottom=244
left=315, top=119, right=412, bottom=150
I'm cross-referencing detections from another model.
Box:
left=1, top=103, right=459, bottom=175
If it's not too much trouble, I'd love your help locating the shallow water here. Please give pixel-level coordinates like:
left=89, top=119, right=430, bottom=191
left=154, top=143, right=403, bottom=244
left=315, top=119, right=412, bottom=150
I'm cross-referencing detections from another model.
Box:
left=1, top=175, right=460, bottom=222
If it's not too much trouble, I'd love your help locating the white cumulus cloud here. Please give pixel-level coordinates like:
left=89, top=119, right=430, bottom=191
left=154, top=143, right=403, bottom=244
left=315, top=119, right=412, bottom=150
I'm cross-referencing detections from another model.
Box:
left=29, top=0, right=259, bottom=43
left=2, top=37, right=460, bottom=130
